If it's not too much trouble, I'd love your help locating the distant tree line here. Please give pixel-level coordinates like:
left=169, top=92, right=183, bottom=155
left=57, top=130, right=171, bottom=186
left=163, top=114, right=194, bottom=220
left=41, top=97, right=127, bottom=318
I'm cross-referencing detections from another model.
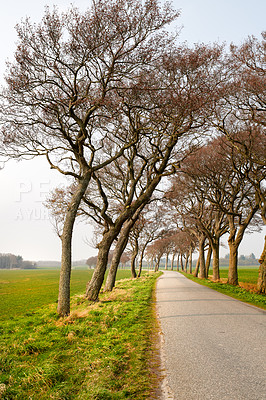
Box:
left=220, top=253, right=259, bottom=266
left=0, top=253, right=36, bottom=269
left=36, top=260, right=87, bottom=268
left=193, top=254, right=259, bottom=268
left=153, top=253, right=259, bottom=269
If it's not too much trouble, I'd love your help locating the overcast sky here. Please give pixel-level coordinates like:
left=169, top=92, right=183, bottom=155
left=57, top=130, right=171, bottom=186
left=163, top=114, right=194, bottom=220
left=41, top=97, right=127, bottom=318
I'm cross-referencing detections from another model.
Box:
left=0, top=0, right=265, bottom=261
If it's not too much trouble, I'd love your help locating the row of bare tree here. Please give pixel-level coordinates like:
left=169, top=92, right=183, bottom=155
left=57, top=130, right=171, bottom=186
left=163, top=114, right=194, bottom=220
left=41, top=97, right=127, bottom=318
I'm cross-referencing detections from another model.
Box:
left=0, top=0, right=265, bottom=315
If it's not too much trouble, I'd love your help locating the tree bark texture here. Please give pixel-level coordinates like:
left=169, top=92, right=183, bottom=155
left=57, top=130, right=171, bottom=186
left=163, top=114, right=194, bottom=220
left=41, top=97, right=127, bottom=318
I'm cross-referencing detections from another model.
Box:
left=85, top=231, right=115, bottom=301
left=257, top=235, right=266, bottom=294
left=184, top=253, right=188, bottom=273
left=150, top=256, right=155, bottom=271
left=57, top=173, right=91, bottom=316
left=137, top=248, right=145, bottom=278
left=104, top=231, right=129, bottom=292
left=155, top=258, right=161, bottom=272
left=105, top=207, right=145, bottom=289
left=170, top=253, right=175, bottom=271
left=193, top=257, right=200, bottom=277
left=131, top=238, right=138, bottom=278
left=228, top=242, right=238, bottom=285
left=198, top=236, right=207, bottom=279
left=180, top=254, right=184, bottom=271
left=104, top=217, right=137, bottom=291
left=227, top=205, right=259, bottom=286
left=211, top=241, right=220, bottom=281
left=165, top=253, right=169, bottom=270
left=176, top=254, right=180, bottom=271
left=189, top=248, right=193, bottom=274
left=205, top=246, right=212, bottom=278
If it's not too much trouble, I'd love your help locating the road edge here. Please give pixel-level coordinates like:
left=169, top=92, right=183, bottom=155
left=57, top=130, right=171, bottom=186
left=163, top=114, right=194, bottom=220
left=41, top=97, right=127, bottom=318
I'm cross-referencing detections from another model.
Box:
left=153, top=272, right=175, bottom=400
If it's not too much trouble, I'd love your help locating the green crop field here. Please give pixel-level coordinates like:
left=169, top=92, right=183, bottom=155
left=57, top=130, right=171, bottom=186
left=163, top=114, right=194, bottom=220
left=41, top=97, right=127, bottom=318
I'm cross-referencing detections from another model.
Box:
left=0, top=267, right=262, bottom=320
left=208, top=266, right=259, bottom=284
left=0, top=268, right=131, bottom=320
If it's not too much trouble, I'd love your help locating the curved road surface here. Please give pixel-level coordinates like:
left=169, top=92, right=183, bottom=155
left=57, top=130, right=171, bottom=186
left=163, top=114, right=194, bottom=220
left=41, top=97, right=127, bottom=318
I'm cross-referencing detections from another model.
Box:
left=156, top=271, right=266, bottom=400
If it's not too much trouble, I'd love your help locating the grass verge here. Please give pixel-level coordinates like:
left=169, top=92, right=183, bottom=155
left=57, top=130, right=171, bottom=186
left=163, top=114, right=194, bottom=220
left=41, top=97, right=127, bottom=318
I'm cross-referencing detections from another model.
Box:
left=0, top=272, right=161, bottom=400
left=181, top=272, right=266, bottom=310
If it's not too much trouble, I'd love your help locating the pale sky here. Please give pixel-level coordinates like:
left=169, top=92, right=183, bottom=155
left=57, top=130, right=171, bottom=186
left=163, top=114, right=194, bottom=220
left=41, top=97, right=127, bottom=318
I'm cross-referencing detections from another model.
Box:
left=0, top=0, right=265, bottom=261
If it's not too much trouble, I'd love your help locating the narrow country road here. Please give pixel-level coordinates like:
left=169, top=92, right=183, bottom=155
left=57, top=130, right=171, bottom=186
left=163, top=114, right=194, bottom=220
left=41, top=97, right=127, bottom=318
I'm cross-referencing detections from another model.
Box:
left=156, top=271, right=266, bottom=400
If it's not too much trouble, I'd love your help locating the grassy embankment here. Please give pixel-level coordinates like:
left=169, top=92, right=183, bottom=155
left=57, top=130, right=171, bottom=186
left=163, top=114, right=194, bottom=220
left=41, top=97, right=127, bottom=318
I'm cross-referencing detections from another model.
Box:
left=0, top=270, right=161, bottom=399
left=181, top=267, right=266, bottom=310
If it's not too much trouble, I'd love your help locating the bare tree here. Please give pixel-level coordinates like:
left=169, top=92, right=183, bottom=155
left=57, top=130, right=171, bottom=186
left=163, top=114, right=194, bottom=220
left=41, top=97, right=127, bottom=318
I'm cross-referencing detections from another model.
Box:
left=0, top=0, right=178, bottom=315
left=41, top=27, right=225, bottom=304
left=213, top=33, right=266, bottom=291
left=165, top=175, right=217, bottom=279
left=146, top=238, right=168, bottom=271
left=182, top=137, right=262, bottom=285
left=136, top=208, right=169, bottom=277
left=169, top=230, right=197, bottom=274
left=86, top=256, right=98, bottom=269
left=103, top=216, right=137, bottom=290
left=84, top=42, right=225, bottom=301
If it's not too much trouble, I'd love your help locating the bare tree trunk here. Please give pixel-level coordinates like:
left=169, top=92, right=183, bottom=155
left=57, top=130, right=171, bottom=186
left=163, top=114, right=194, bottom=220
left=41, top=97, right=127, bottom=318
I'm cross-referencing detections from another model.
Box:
left=58, top=228, right=72, bottom=316
left=189, top=247, right=193, bottom=274
left=184, top=252, right=188, bottom=273
left=131, top=238, right=138, bottom=278
left=151, top=255, right=155, bottom=271
left=205, top=245, right=212, bottom=278
left=165, top=253, right=169, bottom=270
left=104, top=230, right=129, bottom=292
left=211, top=240, right=220, bottom=281
left=257, top=235, right=266, bottom=294
left=85, top=170, right=168, bottom=300
left=170, top=253, right=175, bottom=271
left=198, top=236, right=207, bottom=279
left=151, top=256, right=155, bottom=270
left=85, top=245, right=111, bottom=301
left=180, top=254, right=184, bottom=271
left=137, top=248, right=145, bottom=278
left=155, top=256, right=161, bottom=272
left=105, top=207, right=145, bottom=288
left=85, top=229, right=117, bottom=301
left=228, top=241, right=238, bottom=285
left=227, top=221, right=240, bottom=286
left=57, top=173, right=91, bottom=316
left=194, top=257, right=200, bottom=277
left=227, top=207, right=259, bottom=286
left=176, top=254, right=180, bottom=271
left=86, top=202, right=148, bottom=300
left=104, top=215, right=140, bottom=291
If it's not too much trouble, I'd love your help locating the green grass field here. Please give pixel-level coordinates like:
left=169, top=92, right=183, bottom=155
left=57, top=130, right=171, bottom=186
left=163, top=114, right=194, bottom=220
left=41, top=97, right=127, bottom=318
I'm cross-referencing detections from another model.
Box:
left=0, top=267, right=262, bottom=320
left=208, top=266, right=259, bottom=284
left=0, top=269, right=131, bottom=320
left=0, top=272, right=160, bottom=399
left=0, top=266, right=264, bottom=399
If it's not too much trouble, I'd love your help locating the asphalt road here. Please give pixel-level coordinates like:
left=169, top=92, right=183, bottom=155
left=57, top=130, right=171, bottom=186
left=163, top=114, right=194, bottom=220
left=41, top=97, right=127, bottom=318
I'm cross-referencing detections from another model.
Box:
left=156, top=271, right=266, bottom=400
